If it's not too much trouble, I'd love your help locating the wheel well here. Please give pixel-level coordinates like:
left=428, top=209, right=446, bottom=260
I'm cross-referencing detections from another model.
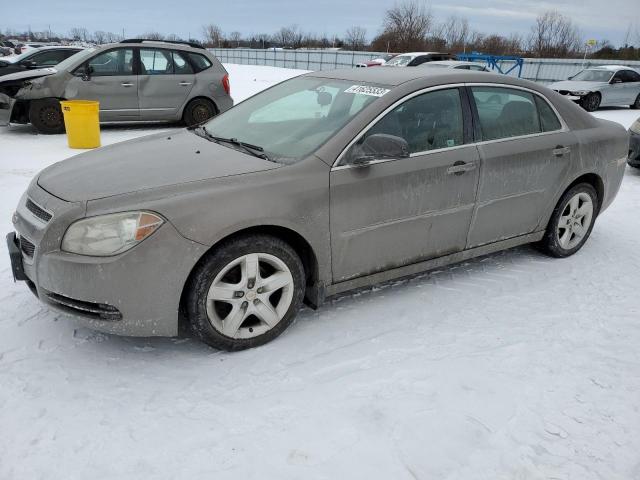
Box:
left=178, top=226, right=320, bottom=334
left=566, top=173, right=604, bottom=213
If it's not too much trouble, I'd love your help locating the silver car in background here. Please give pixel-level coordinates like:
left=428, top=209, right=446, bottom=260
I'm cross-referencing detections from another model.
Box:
left=7, top=69, right=629, bottom=351
left=0, top=39, right=232, bottom=133
left=548, top=65, right=640, bottom=111
left=419, top=60, right=490, bottom=72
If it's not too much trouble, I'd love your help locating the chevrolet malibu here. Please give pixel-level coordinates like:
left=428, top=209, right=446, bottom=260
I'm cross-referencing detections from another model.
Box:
left=8, top=69, right=629, bottom=350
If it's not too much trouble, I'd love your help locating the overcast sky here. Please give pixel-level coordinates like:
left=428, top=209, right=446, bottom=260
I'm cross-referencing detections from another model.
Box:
left=3, top=0, right=639, bottom=47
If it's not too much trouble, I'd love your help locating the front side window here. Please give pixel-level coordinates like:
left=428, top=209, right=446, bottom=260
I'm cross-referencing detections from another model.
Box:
left=203, top=77, right=384, bottom=163
left=27, top=50, right=71, bottom=66
left=140, top=49, right=173, bottom=75
left=571, top=69, right=613, bottom=82
left=471, top=87, right=541, bottom=140
left=344, top=88, right=465, bottom=162
left=87, top=48, right=133, bottom=76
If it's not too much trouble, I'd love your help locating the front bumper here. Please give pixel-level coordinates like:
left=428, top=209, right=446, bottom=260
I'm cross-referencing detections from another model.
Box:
left=628, top=130, right=640, bottom=167
left=0, top=92, right=16, bottom=126
left=9, top=183, right=208, bottom=337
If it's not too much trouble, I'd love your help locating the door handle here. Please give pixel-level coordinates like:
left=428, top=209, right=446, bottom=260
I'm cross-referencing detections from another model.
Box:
left=121, top=82, right=134, bottom=87
left=553, top=146, right=571, bottom=157
left=447, top=161, right=477, bottom=175
left=179, top=82, right=192, bottom=86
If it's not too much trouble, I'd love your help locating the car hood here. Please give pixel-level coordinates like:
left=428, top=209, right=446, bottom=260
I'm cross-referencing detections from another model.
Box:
left=0, top=67, right=57, bottom=84
left=37, top=130, right=281, bottom=202
left=547, top=80, right=607, bottom=91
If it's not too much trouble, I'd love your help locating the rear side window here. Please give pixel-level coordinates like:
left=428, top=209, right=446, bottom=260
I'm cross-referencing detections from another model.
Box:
left=621, top=70, right=640, bottom=82
left=187, top=53, right=212, bottom=73
left=471, top=87, right=541, bottom=140
left=140, top=49, right=173, bottom=75
left=535, top=96, right=562, bottom=132
left=172, top=51, right=194, bottom=74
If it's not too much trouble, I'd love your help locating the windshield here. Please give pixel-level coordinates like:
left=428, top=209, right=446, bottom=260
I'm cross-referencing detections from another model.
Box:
left=571, top=69, right=613, bottom=82
left=385, top=55, right=413, bottom=66
left=54, top=48, right=93, bottom=71
left=202, top=77, right=389, bottom=163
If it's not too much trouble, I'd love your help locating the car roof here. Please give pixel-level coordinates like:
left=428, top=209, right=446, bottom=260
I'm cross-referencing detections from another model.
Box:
left=395, top=52, right=447, bottom=57
left=588, top=65, right=635, bottom=71
left=98, top=40, right=203, bottom=53
left=31, top=45, right=84, bottom=50
left=307, top=67, right=518, bottom=87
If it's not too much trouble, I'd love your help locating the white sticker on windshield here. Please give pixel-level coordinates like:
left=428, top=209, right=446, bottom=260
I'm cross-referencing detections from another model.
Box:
left=344, top=85, right=390, bottom=97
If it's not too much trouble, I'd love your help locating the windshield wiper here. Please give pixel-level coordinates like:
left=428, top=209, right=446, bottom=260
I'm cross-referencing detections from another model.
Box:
left=193, top=126, right=273, bottom=162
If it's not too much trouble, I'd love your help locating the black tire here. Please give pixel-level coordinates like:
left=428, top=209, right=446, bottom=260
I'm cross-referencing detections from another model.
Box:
left=186, top=234, right=305, bottom=351
left=538, top=183, right=599, bottom=258
left=183, top=98, right=217, bottom=126
left=580, top=92, right=601, bottom=112
left=29, top=98, right=65, bottom=134
left=631, top=94, right=640, bottom=110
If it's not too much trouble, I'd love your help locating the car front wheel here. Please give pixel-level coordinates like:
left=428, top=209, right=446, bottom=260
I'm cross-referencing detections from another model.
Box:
left=539, top=183, right=598, bottom=258
left=186, top=234, right=305, bottom=350
left=580, top=92, right=601, bottom=112
left=29, top=98, right=65, bottom=134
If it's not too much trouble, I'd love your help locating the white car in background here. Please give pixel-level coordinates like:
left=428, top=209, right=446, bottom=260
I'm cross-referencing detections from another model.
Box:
left=419, top=60, right=490, bottom=72
left=383, top=52, right=455, bottom=67
left=548, top=65, right=640, bottom=112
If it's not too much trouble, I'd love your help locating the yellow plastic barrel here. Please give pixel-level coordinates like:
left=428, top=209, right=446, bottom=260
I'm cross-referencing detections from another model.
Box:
left=60, top=100, right=101, bottom=149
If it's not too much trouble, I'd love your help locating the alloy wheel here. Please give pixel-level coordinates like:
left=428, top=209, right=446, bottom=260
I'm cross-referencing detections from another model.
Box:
left=556, top=192, right=594, bottom=250
left=206, top=253, right=294, bottom=339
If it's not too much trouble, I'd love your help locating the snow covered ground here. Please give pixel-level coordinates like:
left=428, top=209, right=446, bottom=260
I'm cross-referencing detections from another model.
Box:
left=1, top=64, right=640, bottom=479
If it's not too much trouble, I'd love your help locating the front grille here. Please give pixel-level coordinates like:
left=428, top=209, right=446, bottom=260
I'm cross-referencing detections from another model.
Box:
left=26, top=198, right=53, bottom=223
left=46, top=292, right=123, bottom=321
left=20, top=236, right=35, bottom=257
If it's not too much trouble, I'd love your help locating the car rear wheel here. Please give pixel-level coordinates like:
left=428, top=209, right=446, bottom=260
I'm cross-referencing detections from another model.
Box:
left=186, top=234, right=305, bottom=351
left=631, top=94, right=640, bottom=110
left=539, top=183, right=598, bottom=258
left=29, top=99, right=65, bottom=134
left=183, top=98, right=217, bottom=126
left=580, top=92, right=601, bottom=112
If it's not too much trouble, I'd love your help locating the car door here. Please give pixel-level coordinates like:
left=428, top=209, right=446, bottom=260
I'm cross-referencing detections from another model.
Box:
left=64, top=47, right=138, bottom=121
left=620, top=70, right=640, bottom=105
left=137, top=48, right=195, bottom=120
left=330, top=87, right=480, bottom=282
left=467, top=85, right=576, bottom=247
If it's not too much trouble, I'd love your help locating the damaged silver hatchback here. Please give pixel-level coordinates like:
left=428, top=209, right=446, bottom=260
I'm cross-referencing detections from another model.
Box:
left=0, top=39, right=232, bottom=133
left=7, top=68, right=629, bottom=350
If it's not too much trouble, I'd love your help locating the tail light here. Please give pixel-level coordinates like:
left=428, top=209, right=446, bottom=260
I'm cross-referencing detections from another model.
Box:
left=222, top=74, right=230, bottom=95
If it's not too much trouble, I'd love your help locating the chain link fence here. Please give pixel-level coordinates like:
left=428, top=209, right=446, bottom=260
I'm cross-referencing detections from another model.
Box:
left=210, top=48, right=640, bottom=84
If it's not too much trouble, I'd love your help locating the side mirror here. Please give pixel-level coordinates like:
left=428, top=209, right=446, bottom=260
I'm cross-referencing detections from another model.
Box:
left=22, top=60, right=37, bottom=69
left=611, top=77, right=622, bottom=84
left=81, top=65, right=94, bottom=81
left=350, top=133, right=410, bottom=166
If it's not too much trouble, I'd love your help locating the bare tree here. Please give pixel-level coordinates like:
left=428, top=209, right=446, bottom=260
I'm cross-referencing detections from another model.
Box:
left=439, top=15, right=469, bottom=51
left=345, top=26, right=367, bottom=51
left=93, top=31, right=107, bottom=44
left=383, top=1, right=433, bottom=51
left=202, top=24, right=223, bottom=47
left=274, top=25, right=303, bottom=48
left=165, top=33, right=183, bottom=41
left=143, top=32, right=165, bottom=40
left=229, top=31, right=242, bottom=47
left=528, top=11, right=582, bottom=57
left=69, top=27, right=88, bottom=42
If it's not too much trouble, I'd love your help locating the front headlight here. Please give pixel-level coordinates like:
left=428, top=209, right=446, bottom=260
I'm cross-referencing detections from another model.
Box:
left=571, top=90, right=590, bottom=96
left=630, top=119, right=640, bottom=134
left=61, top=211, right=164, bottom=256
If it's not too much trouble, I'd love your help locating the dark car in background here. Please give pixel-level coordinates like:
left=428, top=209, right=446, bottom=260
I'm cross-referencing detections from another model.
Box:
left=628, top=117, right=640, bottom=168
left=0, top=41, right=15, bottom=56
left=0, top=46, right=83, bottom=77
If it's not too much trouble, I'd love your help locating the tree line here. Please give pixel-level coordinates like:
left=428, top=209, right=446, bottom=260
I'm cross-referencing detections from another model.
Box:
left=3, top=1, right=639, bottom=60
